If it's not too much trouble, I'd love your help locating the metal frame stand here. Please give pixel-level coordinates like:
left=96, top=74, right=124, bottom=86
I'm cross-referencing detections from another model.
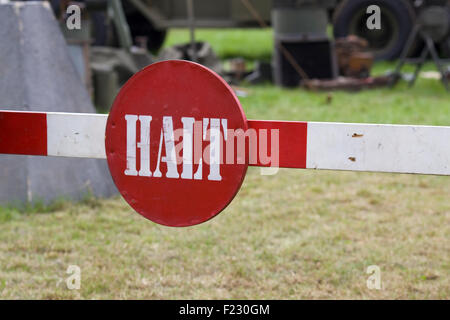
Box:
left=390, top=24, right=449, bottom=91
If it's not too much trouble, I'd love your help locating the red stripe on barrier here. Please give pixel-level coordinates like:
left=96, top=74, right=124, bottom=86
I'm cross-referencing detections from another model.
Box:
left=0, top=111, right=47, bottom=156
left=248, top=120, right=308, bottom=168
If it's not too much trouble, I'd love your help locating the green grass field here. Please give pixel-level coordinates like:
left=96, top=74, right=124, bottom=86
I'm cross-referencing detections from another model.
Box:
left=0, top=29, right=448, bottom=299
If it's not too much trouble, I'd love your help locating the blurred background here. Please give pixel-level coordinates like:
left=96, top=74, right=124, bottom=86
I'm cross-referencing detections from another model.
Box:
left=0, top=0, right=448, bottom=299
left=22, top=0, right=450, bottom=111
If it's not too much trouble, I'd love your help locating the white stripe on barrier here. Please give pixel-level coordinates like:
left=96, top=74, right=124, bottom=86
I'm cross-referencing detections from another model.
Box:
left=306, top=122, right=450, bottom=175
left=19, top=111, right=449, bottom=176
left=47, top=112, right=107, bottom=159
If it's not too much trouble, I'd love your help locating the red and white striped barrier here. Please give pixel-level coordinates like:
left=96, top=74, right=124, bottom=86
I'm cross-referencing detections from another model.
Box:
left=1, top=111, right=448, bottom=176
left=0, top=61, right=448, bottom=227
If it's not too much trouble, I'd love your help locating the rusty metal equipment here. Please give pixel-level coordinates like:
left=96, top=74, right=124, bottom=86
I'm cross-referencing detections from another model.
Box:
left=303, top=74, right=391, bottom=91
left=335, top=35, right=374, bottom=78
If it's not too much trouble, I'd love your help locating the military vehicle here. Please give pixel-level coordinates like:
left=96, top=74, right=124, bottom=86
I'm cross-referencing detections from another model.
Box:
left=38, top=0, right=447, bottom=103
left=79, top=0, right=449, bottom=60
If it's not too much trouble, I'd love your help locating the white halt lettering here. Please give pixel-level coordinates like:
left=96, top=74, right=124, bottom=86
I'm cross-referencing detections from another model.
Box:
left=123, top=115, right=228, bottom=181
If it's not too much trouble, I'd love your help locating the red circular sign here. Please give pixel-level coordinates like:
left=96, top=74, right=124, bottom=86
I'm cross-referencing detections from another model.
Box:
left=105, top=60, right=248, bottom=227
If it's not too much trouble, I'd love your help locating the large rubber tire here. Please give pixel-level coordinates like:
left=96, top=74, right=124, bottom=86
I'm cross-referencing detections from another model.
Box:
left=333, top=0, right=416, bottom=60
left=126, top=11, right=167, bottom=53
left=88, top=5, right=167, bottom=53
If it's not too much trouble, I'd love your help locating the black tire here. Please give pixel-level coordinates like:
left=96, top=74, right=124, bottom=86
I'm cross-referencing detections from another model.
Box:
left=89, top=5, right=167, bottom=53
left=333, top=0, right=416, bottom=60
left=126, top=11, right=167, bottom=53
